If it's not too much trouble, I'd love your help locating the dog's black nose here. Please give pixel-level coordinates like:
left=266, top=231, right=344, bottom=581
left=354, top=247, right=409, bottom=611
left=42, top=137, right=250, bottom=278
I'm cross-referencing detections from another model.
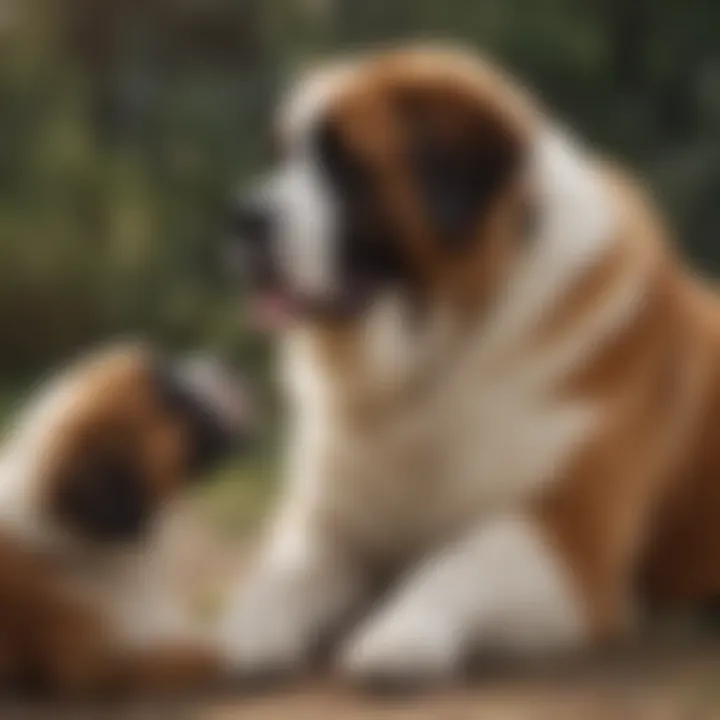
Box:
left=230, top=198, right=272, bottom=246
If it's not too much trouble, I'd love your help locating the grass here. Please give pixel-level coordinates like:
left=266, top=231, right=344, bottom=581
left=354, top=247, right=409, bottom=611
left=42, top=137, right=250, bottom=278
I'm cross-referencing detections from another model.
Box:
left=198, top=451, right=278, bottom=536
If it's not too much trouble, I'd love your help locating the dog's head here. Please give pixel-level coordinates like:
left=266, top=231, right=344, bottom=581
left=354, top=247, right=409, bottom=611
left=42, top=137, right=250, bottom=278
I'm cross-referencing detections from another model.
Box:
left=225, top=46, right=536, bottom=330
left=2, top=344, right=254, bottom=546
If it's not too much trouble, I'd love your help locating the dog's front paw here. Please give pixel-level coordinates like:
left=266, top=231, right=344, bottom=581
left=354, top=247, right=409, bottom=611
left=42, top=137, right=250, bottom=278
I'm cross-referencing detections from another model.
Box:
left=218, top=587, right=313, bottom=682
left=339, top=611, right=461, bottom=689
left=220, top=613, right=310, bottom=681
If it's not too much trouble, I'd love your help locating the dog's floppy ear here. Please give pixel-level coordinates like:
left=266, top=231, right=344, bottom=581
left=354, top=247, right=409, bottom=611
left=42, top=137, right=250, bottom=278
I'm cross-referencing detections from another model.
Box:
left=50, top=441, right=151, bottom=543
left=399, top=87, right=526, bottom=249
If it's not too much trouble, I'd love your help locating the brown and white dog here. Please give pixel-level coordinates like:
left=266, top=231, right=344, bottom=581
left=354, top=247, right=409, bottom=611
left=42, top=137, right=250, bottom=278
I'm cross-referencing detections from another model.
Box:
left=0, top=343, right=251, bottom=697
left=220, top=45, right=720, bottom=683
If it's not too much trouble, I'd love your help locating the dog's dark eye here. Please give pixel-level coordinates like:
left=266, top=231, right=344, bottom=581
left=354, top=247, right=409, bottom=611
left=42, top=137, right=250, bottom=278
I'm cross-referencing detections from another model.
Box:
left=343, top=235, right=404, bottom=282
left=316, top=121, right=409, bottom=287
left=316, top=121, right=371, bottom=196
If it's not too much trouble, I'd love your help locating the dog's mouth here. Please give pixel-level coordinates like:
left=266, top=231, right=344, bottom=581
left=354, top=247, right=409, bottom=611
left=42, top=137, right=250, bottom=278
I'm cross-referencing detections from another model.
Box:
left=247, top=282, right=375, bottom=333
left=248, top=288, right=298, bottom=333
left=222, top=236, right=303, bottom=332
left=222, top=231, right=378, bottom=331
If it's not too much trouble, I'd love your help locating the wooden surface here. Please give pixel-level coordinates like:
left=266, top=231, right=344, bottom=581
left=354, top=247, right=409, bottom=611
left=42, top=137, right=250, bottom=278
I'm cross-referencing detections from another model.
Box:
left=4, top=640, right=720, bottom=719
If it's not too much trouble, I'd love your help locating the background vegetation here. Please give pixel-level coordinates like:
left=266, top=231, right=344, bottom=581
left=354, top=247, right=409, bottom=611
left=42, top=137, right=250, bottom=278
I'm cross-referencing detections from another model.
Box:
left=0, top=0, right=718, bottom=515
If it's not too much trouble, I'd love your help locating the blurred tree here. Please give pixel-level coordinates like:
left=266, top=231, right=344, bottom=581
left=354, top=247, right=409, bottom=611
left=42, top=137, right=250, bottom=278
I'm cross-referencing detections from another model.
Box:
left=0, top=0, right=717, bottom=378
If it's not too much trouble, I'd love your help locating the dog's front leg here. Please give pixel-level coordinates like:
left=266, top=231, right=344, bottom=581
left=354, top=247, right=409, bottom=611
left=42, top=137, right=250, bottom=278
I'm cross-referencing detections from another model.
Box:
left=220, top=519, right=366, bottom=679
left=340, top=512, right=588, bottom=684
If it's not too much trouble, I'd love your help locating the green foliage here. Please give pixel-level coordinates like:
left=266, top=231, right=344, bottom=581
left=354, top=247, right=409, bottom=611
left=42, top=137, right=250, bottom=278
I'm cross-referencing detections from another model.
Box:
left=0, top=0, right=717, bottom=381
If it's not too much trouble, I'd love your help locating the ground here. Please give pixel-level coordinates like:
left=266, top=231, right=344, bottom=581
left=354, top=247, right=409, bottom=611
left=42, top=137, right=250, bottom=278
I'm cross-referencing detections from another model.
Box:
left=6, top=641, right=720, bottom=718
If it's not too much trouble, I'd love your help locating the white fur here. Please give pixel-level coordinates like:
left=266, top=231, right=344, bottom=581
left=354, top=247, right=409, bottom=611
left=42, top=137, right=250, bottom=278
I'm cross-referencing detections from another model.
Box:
left=247, top=141, right=337, bottom=299
left=341, top=513, right=585, bottom=679
left=222, top=71, right=643, bottom=679
left=56, top=521, right=206, bottom=650
left=220, top=522, right=364, bottom=672
left=0, top=362, right=99, bottom=552
left=248, top=61, right=361, bottom=299
left=471, top=127, right=626, bottom=363
left=278, top=61, right=359, bottom=147
left=274, top=152, right=338, bottom=296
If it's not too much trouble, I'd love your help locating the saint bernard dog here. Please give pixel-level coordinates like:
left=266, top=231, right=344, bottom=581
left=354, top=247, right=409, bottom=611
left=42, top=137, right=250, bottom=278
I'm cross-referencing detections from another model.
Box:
left=220, top=44, right=720, bottom=684
left=0, top=343, right=251, bottom=697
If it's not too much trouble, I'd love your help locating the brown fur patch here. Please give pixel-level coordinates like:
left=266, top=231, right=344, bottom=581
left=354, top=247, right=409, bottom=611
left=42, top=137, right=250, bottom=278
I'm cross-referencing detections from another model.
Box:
left=530, top=169, right=720, bottom=638
left=0, top=531, right=220, bottom=698
left=638, top=286, right=720, bottom=606
left=323, top=49, right=536, bottom=313
left=41, top=349, right=196, bottom=535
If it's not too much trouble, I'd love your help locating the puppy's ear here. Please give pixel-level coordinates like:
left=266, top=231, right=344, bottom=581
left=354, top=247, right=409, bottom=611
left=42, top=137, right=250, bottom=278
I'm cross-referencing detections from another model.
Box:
left=51, top=445, right=151, bottom=543
left=152, top=359, right=237, bottom=474
left=399, top=88, right=526, bottom=249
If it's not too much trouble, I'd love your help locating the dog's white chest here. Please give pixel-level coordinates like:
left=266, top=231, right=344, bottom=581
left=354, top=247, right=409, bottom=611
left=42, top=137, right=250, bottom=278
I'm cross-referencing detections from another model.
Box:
left=296, top=368, right=598, bottom=558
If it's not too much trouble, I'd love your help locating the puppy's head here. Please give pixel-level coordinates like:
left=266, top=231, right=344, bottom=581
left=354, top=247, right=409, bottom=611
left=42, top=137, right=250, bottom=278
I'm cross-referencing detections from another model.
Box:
left=226, top=46, right=536, bottom=330
left=4, top=345, right=253, bottom=546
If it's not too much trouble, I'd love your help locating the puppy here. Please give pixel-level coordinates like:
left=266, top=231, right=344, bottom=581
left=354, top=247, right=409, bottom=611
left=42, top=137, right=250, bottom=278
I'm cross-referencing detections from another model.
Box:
left=221, top=44, right=720, bottom=684
left=0, top=343, right=251, bottom=697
